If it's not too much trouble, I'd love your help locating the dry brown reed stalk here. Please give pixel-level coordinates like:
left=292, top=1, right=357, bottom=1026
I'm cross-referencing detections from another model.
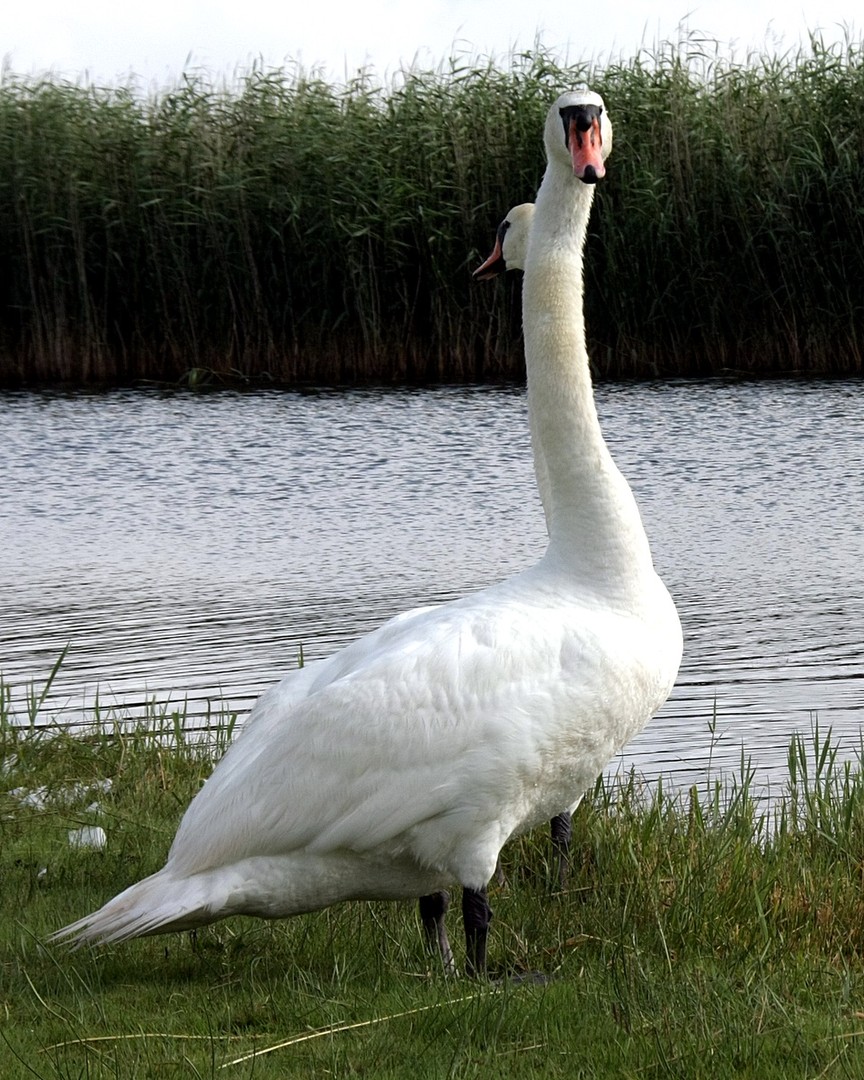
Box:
left=39, top=992, right=492, bottom=1070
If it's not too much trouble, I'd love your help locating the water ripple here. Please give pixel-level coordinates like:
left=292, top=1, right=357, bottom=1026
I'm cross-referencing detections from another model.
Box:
left=1, top=380, right=862, bottom=795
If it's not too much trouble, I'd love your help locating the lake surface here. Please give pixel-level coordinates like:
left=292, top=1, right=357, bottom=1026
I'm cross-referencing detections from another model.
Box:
left=1, top=380, right=862, bottom=798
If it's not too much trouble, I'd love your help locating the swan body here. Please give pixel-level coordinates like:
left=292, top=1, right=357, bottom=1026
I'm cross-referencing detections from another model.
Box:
left=53, top=90, right=682, bottom=966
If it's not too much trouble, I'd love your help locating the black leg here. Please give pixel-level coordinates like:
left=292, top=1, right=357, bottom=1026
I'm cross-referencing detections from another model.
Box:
left=550, top=811, right=572, bottom=889
left=462, top=885, right=492, bottom=978
left=419, top=890, right=455, bottom=974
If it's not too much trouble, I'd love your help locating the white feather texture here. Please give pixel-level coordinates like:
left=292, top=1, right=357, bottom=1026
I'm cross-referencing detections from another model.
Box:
left=52, top=88, right=682, bottom=948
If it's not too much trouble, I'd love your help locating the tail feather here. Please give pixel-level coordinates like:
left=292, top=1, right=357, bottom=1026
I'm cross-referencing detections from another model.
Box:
left=50, top=869, right=218, bottom=947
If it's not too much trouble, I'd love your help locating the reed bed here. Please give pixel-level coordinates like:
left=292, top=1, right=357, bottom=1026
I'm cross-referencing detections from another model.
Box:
left=1, top=34, right=863, bottom=388
left=4, top=676, right=864, bottom=1076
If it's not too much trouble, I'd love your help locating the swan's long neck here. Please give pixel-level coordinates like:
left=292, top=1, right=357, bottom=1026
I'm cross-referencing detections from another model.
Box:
left=523, top=169, right=654, bottom=584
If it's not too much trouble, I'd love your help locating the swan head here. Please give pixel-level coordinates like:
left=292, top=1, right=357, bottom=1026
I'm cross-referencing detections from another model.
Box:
left=473, top=203, right=535, bottom=280
left=545, top=89, right=612, bottom=184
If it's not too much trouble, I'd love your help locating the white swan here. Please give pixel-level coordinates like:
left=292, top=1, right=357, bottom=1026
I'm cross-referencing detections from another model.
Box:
left=475, top=204, right=545, bottom=519
left=52, top=89, right=682, bottom=978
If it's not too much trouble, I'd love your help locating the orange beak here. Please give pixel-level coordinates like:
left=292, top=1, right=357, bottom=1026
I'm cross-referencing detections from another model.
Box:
left=473, top=235, right=505, bottom=280
left=568, top=115, right=605, bottom=183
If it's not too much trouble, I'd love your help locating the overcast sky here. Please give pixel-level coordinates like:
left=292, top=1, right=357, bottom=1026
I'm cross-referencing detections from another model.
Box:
left=4, top=1, right=860, bottom=88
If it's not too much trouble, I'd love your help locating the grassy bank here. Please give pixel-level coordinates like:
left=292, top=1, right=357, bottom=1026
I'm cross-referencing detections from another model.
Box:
left=1, top=35, right=863, bottom=388
left=4, top=682, right=864, bottom=1076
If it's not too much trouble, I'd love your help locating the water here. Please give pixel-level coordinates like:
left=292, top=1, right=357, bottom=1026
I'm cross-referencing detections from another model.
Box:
left=1, top=380, right=862, bottom=797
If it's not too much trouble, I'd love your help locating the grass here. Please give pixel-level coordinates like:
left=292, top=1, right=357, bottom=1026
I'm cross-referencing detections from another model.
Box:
left=4, top=673, right=864, bottom=1077
left=1, top=33, right=863, bottom=388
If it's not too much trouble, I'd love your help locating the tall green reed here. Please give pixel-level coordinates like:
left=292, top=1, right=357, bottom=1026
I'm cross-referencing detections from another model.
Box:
left=0, top=36, right=862, bottom=387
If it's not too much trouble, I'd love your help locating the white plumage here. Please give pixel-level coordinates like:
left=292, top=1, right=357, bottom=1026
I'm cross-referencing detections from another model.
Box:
left=52, top=89, right=682, bottom=973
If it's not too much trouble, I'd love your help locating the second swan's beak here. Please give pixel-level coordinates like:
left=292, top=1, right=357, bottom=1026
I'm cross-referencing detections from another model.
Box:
left=473, top=216, right=510, bottom=280
left=473, top=236, right=505, bottom=280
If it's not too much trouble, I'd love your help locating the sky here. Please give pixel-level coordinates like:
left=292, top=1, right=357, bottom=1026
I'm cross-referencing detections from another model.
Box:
left=3, top=1, right=860, bottom=89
